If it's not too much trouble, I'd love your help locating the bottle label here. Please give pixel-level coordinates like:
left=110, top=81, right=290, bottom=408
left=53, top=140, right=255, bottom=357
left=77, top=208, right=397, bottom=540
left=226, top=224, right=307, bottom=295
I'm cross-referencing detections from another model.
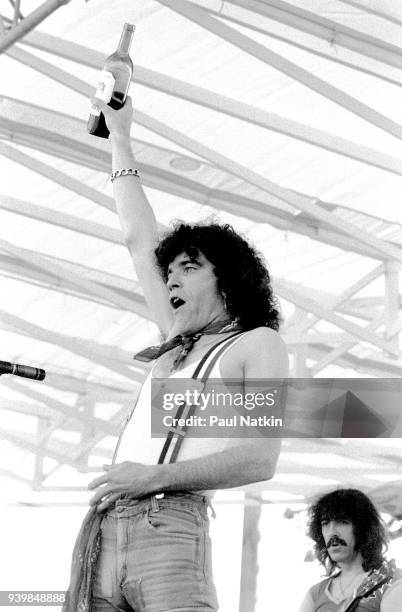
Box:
left=90, top=70, right=115, bottom=116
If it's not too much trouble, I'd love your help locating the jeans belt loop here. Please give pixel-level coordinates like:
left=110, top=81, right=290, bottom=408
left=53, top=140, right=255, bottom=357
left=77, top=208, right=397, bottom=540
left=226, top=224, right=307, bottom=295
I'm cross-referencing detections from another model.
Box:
left=151, top=493, right=163, bottom=512
left=208, top=499, right=216, bottom=519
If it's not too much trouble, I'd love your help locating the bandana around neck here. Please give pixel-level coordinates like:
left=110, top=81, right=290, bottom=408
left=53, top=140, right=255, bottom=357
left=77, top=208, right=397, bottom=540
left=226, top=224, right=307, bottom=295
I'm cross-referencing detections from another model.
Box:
left=134, top=318, right=242, bottom=371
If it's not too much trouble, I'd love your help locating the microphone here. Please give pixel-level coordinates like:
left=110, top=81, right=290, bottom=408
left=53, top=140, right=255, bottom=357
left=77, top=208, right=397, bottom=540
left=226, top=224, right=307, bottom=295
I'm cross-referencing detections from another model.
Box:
left=0, top=360, right=46, bottom=381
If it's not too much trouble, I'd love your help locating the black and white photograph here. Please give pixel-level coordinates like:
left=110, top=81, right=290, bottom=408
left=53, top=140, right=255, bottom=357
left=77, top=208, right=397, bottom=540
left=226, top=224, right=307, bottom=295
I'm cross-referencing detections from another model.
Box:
left=0, top=1, right=401, bottom=611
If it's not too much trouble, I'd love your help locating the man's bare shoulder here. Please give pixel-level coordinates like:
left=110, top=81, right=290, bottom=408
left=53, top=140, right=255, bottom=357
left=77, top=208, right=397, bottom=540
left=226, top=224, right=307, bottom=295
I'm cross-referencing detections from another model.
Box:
left=232, top=327, right=289, bottom=377
left=240, top=326, right=285, bottom=346
left=240, top=327, right=287, bottom=357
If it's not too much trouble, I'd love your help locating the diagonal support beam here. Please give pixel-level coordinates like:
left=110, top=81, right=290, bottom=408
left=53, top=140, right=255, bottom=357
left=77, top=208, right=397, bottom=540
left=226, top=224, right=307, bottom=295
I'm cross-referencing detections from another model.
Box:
left=0, top=427, right=78, bottom=467
left=308, top=343, right=402, bottom=377
left=157, top=0, right=402, bottom=139
left=1, top=94, right=400, bottom=263
left=338, top=0, right=402, bottom=28
left=386, top=318, right=402, bottom=341
left=0, top=380, right=120, bottom=435
left=224, top=0, right=402, bottom=69
left=0, top=237, right=386, bottom=369
left=0, top=397, right=131, bottom=481
left=132, top=110, right=402, bottom=264
left=311, top=312, right=385, bottom=375
left=0, top=467, right=32, bottom=487
left=12, top=32, right=402, bottom=174
left=6, top=227, right=388, bottom=360
left=0, top=215, right=396, bottom=356
left=131, top=70, right=401, bottom=174
left=0, top=0, right=71, bottom=54
left=0, top=139, right=114, bottom=211
left=276, top=279, right=399, bottom=357
left=0, top=399, right=117, bottom=435
left=0, top=192, right=121, bottom=243
left=0, top=249, right=149, bottom=317
left=309, top=264, right=400, bottom=373
left=0, top=307, right=147, bottom=383
left=198, top=1, right=402, bottom=85
left=0, top=370, right=135, bottom=399
left=2, top=243, right=395, bottom=366
left=287, top=264, right=384, bottom=336
left=0, top=236, right=147, bottom=316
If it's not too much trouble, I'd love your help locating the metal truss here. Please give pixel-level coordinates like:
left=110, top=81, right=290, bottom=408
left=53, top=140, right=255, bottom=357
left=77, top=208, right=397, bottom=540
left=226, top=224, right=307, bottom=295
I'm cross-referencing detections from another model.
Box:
left=0, top=299, right=145, bottom=489
left=0, top=401, right=131, bottom=489
left=0, top=99, right=400, bottom=369
left=1, top=93, right=401, bottom=264
left=0, top=307, right=147, bottom=381
left=214, top=0, right=402, bottom=69
left=0, top=0, right=71, bottom=54
left=0, top=3, right=400, bottom=509
left=6, top=43, right=398, bottom=263
left=338, top=0, right=402, bottom=28
left=0, top=233, right=400, bottom=379
left=189, top=0, right=402, bottom=86
left=0, top=248, right=148, bottom=314
left=14, top=32, right=402, bottom=174
left=157, top=0, right=402, bottom=139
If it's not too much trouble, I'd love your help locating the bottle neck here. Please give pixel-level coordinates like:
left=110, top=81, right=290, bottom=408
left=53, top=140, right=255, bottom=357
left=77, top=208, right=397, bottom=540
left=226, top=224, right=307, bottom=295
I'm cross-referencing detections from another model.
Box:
left=117, top=26, right=134, bottom=56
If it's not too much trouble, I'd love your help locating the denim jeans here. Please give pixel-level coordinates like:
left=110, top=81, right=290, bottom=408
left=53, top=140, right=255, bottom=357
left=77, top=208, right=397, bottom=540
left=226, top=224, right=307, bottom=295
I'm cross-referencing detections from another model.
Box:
left=92, top=493, right=219, bottom=612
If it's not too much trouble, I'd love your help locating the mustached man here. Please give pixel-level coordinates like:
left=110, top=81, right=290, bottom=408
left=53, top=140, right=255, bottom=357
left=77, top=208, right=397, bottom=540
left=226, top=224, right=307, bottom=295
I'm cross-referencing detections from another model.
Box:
left=300, top=488, right=402, bottom=612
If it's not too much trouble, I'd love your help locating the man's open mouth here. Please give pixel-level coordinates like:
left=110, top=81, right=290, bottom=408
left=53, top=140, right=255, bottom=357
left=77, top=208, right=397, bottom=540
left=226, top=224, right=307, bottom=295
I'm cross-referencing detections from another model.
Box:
left=170, top=297, right=186, bottom=310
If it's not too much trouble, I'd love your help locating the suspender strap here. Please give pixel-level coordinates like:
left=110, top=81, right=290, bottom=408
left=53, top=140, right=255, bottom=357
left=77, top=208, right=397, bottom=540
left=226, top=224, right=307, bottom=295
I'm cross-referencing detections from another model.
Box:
left=190, top=330, right=243, bottom=379
left=157, top=331, right=244, bottom=465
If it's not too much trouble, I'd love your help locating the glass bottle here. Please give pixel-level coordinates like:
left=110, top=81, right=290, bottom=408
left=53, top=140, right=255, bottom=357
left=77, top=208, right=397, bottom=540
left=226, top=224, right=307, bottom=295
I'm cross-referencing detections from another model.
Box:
left=88, top=23, right=135, bottom=139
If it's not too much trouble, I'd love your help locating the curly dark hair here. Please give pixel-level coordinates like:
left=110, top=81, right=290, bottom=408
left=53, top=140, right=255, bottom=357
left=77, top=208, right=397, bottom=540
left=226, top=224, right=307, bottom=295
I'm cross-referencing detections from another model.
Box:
left=307, top=488, right=388, bottom=574
left=154, top=222, right=281, bottom=331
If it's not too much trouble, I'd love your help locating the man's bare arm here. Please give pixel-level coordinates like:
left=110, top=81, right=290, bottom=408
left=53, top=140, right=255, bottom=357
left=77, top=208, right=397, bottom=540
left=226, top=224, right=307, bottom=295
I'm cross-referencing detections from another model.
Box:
left=157, top=441, right=280, bottom=491
left=89, top=440, right=280, bottom=511
left=94, top=97, right=173, bottom=336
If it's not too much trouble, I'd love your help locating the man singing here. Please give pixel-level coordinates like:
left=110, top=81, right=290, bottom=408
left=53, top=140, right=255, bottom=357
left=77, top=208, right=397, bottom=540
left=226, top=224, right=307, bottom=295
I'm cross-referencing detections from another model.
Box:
left=64, top=96, right=288, bottom=612
left=300, top=488, right=402, bottom=612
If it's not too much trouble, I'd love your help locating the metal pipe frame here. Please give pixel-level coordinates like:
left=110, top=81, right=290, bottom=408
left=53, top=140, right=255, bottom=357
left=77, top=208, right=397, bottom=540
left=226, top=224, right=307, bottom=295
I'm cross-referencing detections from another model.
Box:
left=223, top=0, right=402, bottom=68
left=13, top=32, right=402, bottom=173
left=157, top=0, right=402, bottom=139
left=0, top=0, right=71, bottom=54
left=194, top=1, right=402, bottom=85
left=2, top=95, right=400, bottom=265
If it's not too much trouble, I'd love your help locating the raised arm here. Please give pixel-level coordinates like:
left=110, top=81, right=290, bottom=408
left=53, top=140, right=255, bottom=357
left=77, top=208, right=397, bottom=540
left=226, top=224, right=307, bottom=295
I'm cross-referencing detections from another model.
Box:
left=94, top=97, right=173, bottom=337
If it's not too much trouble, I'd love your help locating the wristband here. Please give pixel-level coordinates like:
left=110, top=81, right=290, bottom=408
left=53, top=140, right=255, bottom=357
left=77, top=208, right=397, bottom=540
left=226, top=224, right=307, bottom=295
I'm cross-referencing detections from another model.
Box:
left=110, top=168, right=140, bottom=182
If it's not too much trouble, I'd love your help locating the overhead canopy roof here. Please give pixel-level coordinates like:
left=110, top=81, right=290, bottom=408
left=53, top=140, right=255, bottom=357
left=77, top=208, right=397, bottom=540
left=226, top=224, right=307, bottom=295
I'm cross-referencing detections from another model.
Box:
left=0, top=0, right=401, bottom=500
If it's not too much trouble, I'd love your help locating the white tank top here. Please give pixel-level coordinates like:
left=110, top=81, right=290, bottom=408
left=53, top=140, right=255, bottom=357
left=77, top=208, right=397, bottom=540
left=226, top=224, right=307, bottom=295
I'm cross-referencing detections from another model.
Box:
left=114, top=333, right=246, bottom=468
